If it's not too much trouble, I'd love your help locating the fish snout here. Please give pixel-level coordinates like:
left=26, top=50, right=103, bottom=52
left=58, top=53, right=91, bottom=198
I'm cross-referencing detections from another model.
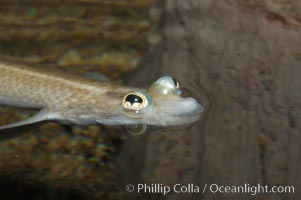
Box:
left=172, top=97, right=203, bottom=116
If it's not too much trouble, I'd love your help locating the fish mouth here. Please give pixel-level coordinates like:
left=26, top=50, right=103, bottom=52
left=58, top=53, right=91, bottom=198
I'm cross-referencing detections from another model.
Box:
left=180, top=103, right=203, bottom=116
left=154, top=98, right=203, bottom=126
left=170, top=97, right=203, bottom=117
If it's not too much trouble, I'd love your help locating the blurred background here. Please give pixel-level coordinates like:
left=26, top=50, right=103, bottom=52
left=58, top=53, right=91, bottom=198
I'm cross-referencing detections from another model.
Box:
left=0, top=0, right=300, bottom=200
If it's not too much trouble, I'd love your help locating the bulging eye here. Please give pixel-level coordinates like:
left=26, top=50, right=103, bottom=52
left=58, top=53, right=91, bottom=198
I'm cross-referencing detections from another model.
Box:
left=122, top=92, right=149, bottom=111
left=155, top=76, right=180, bottom=90
left=171, top=77, right=180, bottom=89
left=151, top=76, right=181, bottom=95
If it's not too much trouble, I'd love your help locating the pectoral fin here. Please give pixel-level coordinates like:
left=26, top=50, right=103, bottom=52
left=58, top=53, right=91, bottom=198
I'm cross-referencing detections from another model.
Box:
left=0, top=109, right=49, bottom=130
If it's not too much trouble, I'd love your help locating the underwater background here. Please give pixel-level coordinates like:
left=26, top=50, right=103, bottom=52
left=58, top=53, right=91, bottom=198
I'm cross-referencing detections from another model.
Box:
left=0, top=1, right=152, bottom=199
left=0, top=0, right=300, bottom=200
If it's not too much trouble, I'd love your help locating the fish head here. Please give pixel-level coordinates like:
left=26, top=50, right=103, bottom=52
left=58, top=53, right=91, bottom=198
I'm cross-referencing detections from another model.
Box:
left=116, top=76, right=203, bottom=126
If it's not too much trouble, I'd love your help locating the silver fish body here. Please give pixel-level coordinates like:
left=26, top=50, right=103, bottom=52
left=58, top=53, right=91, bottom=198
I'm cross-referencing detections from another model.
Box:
left=0, top=58, right=203, bottom=129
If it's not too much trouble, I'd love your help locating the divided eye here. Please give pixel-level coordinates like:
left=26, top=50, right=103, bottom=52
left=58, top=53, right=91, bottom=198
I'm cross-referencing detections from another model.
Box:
left=172, top=77, right=180, bottom=89
left=151, top=76, right=181, bottom=95
left=122, top=92, right=148, bottom=111
left=155, top=76, right=180, bottom=90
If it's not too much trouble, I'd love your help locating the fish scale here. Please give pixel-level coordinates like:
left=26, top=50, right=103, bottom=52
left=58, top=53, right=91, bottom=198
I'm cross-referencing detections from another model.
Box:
left=0, top=57, right=202, bottom=129
left=0, top=58, right=126, bottom=128
left=0, top=59, right=110, bottom=109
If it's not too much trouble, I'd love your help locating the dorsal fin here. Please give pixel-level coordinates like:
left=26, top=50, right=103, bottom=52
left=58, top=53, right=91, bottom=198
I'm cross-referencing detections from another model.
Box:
left=83, top=72, right=110, bottom=82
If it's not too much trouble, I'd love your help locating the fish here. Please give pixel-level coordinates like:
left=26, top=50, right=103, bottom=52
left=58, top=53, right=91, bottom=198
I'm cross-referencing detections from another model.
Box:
left=0, top=58, right=203, bottom=130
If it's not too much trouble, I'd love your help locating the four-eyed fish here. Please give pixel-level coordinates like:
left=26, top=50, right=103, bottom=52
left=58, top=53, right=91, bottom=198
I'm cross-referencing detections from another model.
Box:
left=0, top=58, right=203, bottom=130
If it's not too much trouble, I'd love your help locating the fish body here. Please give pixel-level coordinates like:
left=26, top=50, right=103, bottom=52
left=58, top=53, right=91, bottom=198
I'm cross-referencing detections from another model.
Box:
left=0, top=58, right=203, bottom=129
